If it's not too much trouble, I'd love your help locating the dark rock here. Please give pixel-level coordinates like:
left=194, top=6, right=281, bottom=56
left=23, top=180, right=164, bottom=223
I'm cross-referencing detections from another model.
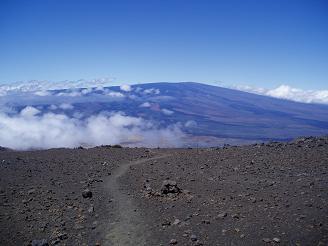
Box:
left=27, top=189, right=36, bottom=195
left=161, top=180, right=181, bottom=194
left=190, top=234, right=198, bottom=241
left=231, top=213, right=240, bottom=219
left=91, top=221, right=98, bottom=229
left=273, top=237, right=280, bottom=243
left=0, top=146, right=8, bottom=151
left=170, top=239, right=178, bottom=244
left=58, top=232, right=68, bottom=240
left=162, top=220, right=171, bottom=226
left=82, top=189, right=92, bottom=198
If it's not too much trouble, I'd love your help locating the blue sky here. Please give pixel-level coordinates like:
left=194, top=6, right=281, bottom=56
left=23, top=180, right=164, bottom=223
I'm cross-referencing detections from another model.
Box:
left=0, top=0, right=327, bottom=89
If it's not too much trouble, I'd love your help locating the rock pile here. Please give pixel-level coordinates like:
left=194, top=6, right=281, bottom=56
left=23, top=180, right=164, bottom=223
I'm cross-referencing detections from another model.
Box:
left=82, top=189, right=92, bottom=198
left=161, top=180, right=181, bottom=195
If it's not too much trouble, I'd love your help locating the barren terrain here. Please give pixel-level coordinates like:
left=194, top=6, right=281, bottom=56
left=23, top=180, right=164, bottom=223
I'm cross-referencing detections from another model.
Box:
left=0, top=137, right=327, bottom=245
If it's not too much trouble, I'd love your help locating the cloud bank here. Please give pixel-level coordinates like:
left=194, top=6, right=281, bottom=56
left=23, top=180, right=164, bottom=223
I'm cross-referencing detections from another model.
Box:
left=120, top=84, right=132, bottom=92
left=234, top=84, right=328, bottom=104
left=0, top=107, right=184, bottom=150
left=0, top=78, right=115, bottom=96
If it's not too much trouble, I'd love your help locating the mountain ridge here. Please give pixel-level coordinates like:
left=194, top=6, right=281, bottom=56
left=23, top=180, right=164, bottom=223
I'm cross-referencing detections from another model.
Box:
left=1, top=82, right=328, bottom=148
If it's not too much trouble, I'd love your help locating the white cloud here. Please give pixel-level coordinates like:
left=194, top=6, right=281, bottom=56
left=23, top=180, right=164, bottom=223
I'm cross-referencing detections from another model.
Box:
left=49, top=105, right=58, bottom=110
left=162, top=108, right=174, bottom=115
left=73, top=112, right=84, bottom=119
left=185, top=120, right=197, bottom=128
left=139, top=102, right=151, bottom=107
left=59, top=103, right=74, bottom=110
left=120, top=84, right=132, bottom=92
left=0, top=108, right=184, bottom=150
left=233, top=84, right=328, bottom=104
left=81, top=88, right=93, bottom=95
left=143, top=88, right=160, bottom=95
left=20, top=106, right=40, bottom=117
left=107, top=91, right=125, bottom=97
left=34, top=90, right=52, bottom=96
left=0, top=78, right=115, bottom=96
left=56, top=90, right=82, bottom=97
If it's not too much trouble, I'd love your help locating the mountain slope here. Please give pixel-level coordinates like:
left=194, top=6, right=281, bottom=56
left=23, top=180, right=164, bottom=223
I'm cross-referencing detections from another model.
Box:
left=1, top=82, right=328, bottom=147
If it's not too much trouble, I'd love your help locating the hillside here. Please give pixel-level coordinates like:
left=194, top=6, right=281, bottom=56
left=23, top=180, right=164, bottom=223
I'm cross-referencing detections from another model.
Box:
left=0, top=137, right=327, bottom=245
left=1, top=82, right=328, bottom=148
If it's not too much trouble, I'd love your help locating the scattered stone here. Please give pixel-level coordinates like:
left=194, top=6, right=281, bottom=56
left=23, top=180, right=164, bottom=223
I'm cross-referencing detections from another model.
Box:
left=92, top=221, right=98, bottom=229
left=31, top=239, right=48, bottom=246
left=190, top=234, right=198, bottom=241
left=273, top=237, right=280, bottom=243
left=231, top=214, right=240, bottom=219
left=58, top=232, right=68, bottom=240
left=88, top=205, right=94, bottom=213
left=27, top=189, right=36, bottom=195
left=173, top=218, right=181, bottom=225
left=217, top=212, right=227, bottom=219
left=161, top=180, right=181, bottom=194
left=262, top=238, right=272, bottom=243
left=82, top=189, right=92, bottom=198
left=170, top=239, right=178, bottom=244
left=51, top=239, right=60, bottom=245
left=162, top=220, right=171, bottom=226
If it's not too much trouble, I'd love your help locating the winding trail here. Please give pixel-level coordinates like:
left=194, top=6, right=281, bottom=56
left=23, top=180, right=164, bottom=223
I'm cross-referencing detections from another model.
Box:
left=103, top=154, right=170, bottom=246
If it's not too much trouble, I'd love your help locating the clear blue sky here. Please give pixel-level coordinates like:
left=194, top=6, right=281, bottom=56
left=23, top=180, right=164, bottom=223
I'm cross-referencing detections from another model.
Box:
left=0, top=0, right=327, bottom=89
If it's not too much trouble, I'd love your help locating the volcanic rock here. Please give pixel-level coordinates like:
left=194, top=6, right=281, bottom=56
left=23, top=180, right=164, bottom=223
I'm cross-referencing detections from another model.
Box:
left=161, top=180, right=181, bottom=194
left=82, top=189, right=92, bottom=198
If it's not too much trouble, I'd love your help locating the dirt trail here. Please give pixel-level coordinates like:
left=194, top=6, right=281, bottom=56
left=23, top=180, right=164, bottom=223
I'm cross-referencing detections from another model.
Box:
left=103, top=154, right=170, bottom=246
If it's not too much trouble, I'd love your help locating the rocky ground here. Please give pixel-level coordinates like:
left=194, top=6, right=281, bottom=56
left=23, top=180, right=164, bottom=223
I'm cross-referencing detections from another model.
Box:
left=0, top=137, right=327, bottom=245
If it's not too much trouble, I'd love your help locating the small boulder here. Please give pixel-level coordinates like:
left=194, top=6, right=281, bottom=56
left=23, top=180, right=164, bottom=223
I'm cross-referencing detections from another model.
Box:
left=161, top=180, right=181, bottom=194
left=273, top=237, right=280, bottom=243
left=170, top=239, right=178, bottom=244
left=190, top=234, right=198, bottom=241
left=262, top=238, right=271, bottom=243
left=217, top=212, right=227, bottom=219
left=82, top=189, right=92, bottom=198
left=173, top=218, right=181, bottom=225
left=27, top=189, right=36, bottom=195
left=88, top=205, right=94, bottom=213
left=58, top=232, right=68, bottom=240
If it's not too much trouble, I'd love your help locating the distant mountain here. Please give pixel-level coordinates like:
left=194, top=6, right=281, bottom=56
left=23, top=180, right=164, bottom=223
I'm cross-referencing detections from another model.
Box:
left=1, top=82, right=328, bottom=147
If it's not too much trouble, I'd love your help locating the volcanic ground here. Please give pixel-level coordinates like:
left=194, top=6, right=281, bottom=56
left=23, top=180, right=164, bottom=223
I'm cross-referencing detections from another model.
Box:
left=0, top=137, right=327, bottom=246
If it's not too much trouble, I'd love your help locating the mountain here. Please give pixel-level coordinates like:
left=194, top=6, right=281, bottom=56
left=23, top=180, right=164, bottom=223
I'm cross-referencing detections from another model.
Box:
left=1, top=82, right=328, bottom=147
